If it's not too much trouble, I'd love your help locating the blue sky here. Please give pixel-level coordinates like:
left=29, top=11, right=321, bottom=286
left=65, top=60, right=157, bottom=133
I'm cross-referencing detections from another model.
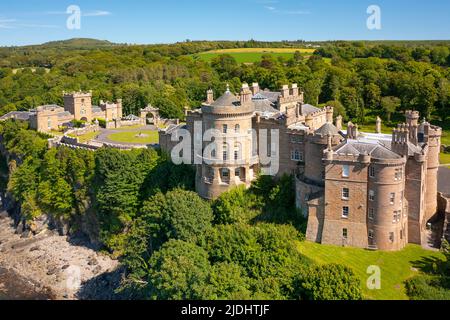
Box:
left=0, top=0, right=449, bottom=46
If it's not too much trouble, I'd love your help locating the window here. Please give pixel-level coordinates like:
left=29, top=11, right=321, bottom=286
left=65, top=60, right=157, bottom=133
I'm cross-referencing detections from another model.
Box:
left=369, top=190, right=375, bottom=202
left=235, top=124, right=240, bottom=133
left=369, top=229, right=374, bottom=239
left=221, top=168, right=229, bottom=177
left=223, top=124, right=228, bottom=134
left=342, top=188, right=350, bottom=200
left=389, top=232, right=395, bottom=243
left=369, top=166, right=375, bottom=178
left=234, top=143, right=241, bottom=161
left=343, top=228, right=348, bottom=239
left=393, top=211, right=401, bottom=223
left=395, top=168, right=403, bottom=181
left=47, top=117, right=52, bottom=129
left=390, top=193, right=396, bottom=205
left=400, top=230, right=403, bottom=240
left=342, top=206, right=349, bottom=219
left=222, top=143, right=228, bottom=161
left=342, top=165, right=350, bottom=178
left=368, top=208, right=375, bottom=220
left=400, top=191, right=403, bottom=204
left=235, top=168, right=241, bottom=178
left=291, top=150, right=303, bottom=161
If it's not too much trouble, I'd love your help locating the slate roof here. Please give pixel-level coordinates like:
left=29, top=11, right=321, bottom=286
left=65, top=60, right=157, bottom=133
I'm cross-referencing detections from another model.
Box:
left=210, top=91, right=240, bottom=107
left=0, top=111, right=34, bottom=121
left=334, top=140, right=402, bottom=160
left=315, top=122, right=340, bottom=136
left=301, top=104, right=321, bottom=115
left=57, top=111, right=72, bottom=118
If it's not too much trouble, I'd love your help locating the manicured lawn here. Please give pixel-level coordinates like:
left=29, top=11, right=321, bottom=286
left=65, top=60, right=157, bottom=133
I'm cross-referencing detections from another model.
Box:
left=297, top=241, right=445, bottom=300
left=107, top=130, right=159, bottom=144
left=194, top=48, right=315, bottom=64
left=440, top=153, right=450, bottom=166
left=441, top=130, right=450, bottom=146
left=68, top=131, right=99, bottom=143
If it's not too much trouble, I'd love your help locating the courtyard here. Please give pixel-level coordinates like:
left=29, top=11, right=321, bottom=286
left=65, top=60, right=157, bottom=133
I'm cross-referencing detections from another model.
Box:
left=72, top=125, right=160, bottom=146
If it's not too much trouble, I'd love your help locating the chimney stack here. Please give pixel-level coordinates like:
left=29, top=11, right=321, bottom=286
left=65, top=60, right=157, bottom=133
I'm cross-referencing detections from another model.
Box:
left=251, top=83, right=260, bottom=95
left=206, top=89, right=214, bottom=104
left=240, top=83, right=252, bottom=105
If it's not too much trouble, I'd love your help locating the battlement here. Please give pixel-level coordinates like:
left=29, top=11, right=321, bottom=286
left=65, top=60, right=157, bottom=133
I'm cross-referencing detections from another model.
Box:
left=63, top=91, right=92, bottom=98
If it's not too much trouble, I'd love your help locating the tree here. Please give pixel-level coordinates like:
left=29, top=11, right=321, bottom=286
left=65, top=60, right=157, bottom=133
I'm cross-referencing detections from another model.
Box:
left=325, top=100, right=347, bottom=120
left=381, top=96, right=401, bottom=122
left=296, top=264, right=362, bottom=300
left=212, top=185, right=259, bottom=225
left=140, top=188, right=213, bottom=245
left=147, top=239, right=213, bottom=300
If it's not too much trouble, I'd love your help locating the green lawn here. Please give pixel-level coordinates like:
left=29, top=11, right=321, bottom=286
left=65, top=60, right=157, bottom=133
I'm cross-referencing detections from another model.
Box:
left=193, top=48, right=315, bottom=64
left=440, top=153, right=450, bottom=166
left=297, top=241, right=445, bottom=300
left=107, top=130, right=159, bottom=144
left=68, top=131, right=99, bottom=143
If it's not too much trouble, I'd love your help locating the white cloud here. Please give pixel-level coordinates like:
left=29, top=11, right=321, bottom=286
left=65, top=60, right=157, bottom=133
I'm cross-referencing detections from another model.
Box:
left=83, top=10, right=111, bottom=17
left=264, top=6, right=310, bottom=15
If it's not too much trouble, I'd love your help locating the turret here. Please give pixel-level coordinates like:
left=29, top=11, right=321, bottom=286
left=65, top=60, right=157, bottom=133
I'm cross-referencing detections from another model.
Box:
left=290, top=83, right=299, bottom=97
left=325, top=106, right=334, bottom=124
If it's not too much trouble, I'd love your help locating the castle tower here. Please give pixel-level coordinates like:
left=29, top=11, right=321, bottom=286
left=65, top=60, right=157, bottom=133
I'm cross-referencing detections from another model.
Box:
left=63, top=91, right=93, bottom=122
left=196, top=86, right=257, bottom=199
left=325, top=106, right=334, bottom=124
left=422, top=121, right=442, bottom=226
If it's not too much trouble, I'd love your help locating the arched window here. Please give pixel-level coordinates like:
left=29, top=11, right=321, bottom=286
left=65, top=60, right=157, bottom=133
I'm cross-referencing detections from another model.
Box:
left=223, top=124, right=228, bottom=134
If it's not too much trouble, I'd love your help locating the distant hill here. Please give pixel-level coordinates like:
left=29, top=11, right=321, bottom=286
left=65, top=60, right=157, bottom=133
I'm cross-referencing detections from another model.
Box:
left=35, top=38, right=117, bottom=49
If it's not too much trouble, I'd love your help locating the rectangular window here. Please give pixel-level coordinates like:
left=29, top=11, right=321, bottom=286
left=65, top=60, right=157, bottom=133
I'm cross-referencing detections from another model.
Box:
left=369, top=190, right=375, bottom=202
left=223, top=125, right=228, bottom=134
left=390, top=193, right=395, bottom=205
left=400, top=230, right=403, bottom=240
left=389, top=232, right=395, bottom=243
left=395, top=168, right=403, bottom=181
left=223, top=151, right=227, bottom=161
left=368, top=208, right=375, bottom=220
left=342, top=206, right=349, bottom=219
left=393, top=211, right=401, bottom=223
left=342, top=165, right=350, bottom=178
left=369, top=166, right=375, bottom=178
left=369, top=229, right=374, bottom=239
left=221, top=169, right=229, bottom=177
left=343, top=228, right=348, bottom=239
left=342, top=188, right=350, bottom=200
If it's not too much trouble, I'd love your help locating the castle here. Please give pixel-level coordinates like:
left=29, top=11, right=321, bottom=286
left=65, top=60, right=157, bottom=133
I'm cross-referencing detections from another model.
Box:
left=159, top=83, right=442, bottom=251
left=0, top=91, right=123, bottom=132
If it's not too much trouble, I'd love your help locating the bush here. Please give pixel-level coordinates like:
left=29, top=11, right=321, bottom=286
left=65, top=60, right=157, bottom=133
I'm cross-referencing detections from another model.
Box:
left=295, top=264, right=362, bottom=300
left=406, top=275, right=450, bottom=300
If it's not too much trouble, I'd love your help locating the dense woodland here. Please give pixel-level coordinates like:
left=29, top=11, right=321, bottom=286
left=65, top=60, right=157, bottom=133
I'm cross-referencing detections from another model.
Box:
left=0, top=39, right=449, bottom=300
left=0, top=39, right=449, bottom=125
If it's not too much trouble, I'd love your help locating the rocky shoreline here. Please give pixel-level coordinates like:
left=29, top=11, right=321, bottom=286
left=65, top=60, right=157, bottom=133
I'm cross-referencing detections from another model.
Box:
left=0, top=210, right=122, bottom=300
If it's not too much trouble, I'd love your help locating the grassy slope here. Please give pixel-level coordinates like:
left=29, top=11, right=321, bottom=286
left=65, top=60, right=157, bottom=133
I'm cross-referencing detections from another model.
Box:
left=107, top=130, right=159, bottom=144
left=297, top=241, right=445, bottom=300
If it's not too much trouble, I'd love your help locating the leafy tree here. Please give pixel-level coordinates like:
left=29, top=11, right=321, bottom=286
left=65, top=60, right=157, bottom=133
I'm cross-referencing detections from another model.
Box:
left=147, top=239, right=213, bottom=300
left=381, top=96, right=401, bottom=122
left=295, top=264, right=362, bottom=300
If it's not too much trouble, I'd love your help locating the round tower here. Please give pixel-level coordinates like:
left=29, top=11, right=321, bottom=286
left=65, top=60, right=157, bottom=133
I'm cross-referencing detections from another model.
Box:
left=423, top=122, right=442, bottom=226
left=368, top=157, right=408, bottom=251
left=196, top=85, right=258, bottom=199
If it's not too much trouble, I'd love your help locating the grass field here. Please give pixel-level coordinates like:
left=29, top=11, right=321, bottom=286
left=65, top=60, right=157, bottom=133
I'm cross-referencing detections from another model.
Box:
left=194, top=48, right=316, bottom=63
left=297, top=241, right=445, bottom=300
left=107, top=130, right=159, bottom=144
left=68, top=131, right=99, bottom=143
left=440, top=153, right=450, bottom=166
